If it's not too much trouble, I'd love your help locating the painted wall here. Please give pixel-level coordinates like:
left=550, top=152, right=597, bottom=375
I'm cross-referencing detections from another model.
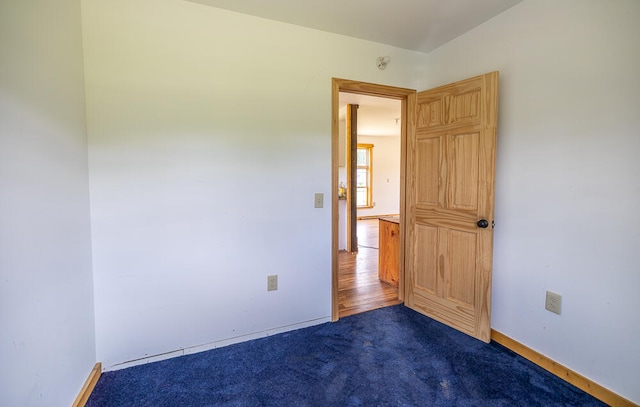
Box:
left=3, top=0, right=636, bottom=403
left=81, top=0, right=427, bottom=369
left=357, top=135, right=401, bottom=218
left=420, top=0, right=640, bottom=402
left=0, top=1, right=96, bottom=405
left=337, top=132, right=401, bottom=245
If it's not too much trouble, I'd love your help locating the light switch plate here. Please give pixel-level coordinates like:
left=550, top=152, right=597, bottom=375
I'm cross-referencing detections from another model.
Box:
left=314, top=193, right=323, bottom=208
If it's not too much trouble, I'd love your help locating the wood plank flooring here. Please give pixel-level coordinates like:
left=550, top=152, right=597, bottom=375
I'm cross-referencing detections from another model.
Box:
left=338, top=219, right=402, bottom=318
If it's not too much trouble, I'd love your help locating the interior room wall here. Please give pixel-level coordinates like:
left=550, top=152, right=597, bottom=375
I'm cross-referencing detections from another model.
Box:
left=419, top=0, right=640, bottom=402
left=4, top=0, right=636, bottom=403
left=81, top=0, right=427, bottom=369
left=357, top=135, right=400, bottom=218
left=0, top=1, right=96, bottom=405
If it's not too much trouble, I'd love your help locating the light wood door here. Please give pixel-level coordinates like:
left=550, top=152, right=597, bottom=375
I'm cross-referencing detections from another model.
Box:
left=404, top=72, right=498, bottom=342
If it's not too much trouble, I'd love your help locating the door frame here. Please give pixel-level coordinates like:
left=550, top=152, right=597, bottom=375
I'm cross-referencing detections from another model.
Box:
left=331, top=78, right=416, bottom=321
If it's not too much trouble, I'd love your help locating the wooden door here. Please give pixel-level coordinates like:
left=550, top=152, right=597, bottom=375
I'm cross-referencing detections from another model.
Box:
left=404, top=72, right=498, bottom=342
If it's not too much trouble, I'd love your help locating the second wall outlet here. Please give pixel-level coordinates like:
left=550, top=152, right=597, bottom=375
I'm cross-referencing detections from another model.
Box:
left=267, top=274, right=278, bottom=291
left=545, top=290, right=562, bottom=315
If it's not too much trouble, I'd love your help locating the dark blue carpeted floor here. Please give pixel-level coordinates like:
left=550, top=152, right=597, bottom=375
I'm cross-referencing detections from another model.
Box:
left=87, top=305, right=606, bottom=406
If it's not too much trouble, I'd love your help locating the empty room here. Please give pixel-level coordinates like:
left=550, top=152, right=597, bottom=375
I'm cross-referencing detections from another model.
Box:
left=1, top=0, right=639, bottom=405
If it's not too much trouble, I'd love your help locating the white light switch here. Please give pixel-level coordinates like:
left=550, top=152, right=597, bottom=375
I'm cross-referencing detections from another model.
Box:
left=314, top=193, right=324, bottom=208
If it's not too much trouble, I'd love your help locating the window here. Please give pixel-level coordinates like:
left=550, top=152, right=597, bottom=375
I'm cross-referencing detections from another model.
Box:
left=356, top=144, right=373, bottom=208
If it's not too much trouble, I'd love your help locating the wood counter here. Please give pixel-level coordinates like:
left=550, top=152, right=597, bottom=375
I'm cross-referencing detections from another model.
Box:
left=378, top=217, right=400, bottom=287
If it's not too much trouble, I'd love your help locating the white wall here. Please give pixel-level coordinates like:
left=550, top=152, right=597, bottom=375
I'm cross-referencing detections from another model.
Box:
left=4, top=0, right=635, bottom=403
left=420, top=0, right=640, bottom=402
left=0, top=1, right=96, bottom=405
left=357, top=135, right=401, bottom=218
left=81, top=0, right=427, bottom=369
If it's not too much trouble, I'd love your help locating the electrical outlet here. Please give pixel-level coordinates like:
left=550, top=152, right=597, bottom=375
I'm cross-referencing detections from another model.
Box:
left=267, top=275, right=278, bottom=291
left=545, top=291, right=562, bottom=315
left=314, top=193, right=323, bottom=208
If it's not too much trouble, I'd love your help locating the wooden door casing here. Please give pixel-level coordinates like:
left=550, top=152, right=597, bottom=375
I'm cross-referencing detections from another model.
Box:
left=405, top=72, right=498, bottom=342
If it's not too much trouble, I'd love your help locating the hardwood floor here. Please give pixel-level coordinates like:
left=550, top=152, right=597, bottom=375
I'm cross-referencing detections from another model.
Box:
left=355, top=218, right=379, bottom=249
left=338, top=219, right=402, bottom=318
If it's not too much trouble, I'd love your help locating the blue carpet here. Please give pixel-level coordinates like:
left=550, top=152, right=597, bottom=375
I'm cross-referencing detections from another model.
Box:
left=87, top=305, right=606, bottom=406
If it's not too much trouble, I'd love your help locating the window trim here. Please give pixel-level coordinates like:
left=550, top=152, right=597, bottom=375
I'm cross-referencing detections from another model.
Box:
left=356, top=143, right=373, bottom=208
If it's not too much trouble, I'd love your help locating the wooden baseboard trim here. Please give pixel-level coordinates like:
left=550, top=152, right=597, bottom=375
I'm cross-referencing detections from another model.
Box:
left=491, top=330, right=636, bottom=407
left=72, top=362, right=102, bottom=407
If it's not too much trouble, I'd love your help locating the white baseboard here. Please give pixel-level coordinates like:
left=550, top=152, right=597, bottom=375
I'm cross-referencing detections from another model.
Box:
left=104, top=316, right=331, bottom=372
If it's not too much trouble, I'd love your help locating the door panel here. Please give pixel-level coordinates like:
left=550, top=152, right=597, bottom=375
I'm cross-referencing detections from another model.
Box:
left=449, top=132, right=479, bottom=210
left=448, top=229, right=476, bottom=306
left=405, top=72, right=498, bottom=342
left=415, top=225, right=438, bottom=293
left=416, top=138, right=441, bottom=205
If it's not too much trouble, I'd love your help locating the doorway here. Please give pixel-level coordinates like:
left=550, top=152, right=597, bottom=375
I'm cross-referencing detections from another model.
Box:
left=336, top=94, right=403, bottom=317
left=331, top=79, right=414, bottom=321
left=332, top=73, right=498, bottom=343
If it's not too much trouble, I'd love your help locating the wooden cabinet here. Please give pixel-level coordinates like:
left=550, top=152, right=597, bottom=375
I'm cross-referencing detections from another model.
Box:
left=378, top=217, right=400, bottom=287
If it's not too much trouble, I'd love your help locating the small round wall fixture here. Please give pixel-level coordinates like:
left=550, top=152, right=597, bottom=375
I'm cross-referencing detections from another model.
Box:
left=377, top=56, right=390, bottom=70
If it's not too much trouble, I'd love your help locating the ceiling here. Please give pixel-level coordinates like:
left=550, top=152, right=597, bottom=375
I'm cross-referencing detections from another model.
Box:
left=339, top=94, right=402, bottom=137
left=185, top=0, right=523, bottom=54
left=184, top=0, right=524, bottom=137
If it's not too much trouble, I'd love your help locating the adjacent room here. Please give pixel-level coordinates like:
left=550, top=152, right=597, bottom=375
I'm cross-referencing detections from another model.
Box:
left=337, top=93, right=403, bottom=317
left=2, top=0, right=639, bottom=405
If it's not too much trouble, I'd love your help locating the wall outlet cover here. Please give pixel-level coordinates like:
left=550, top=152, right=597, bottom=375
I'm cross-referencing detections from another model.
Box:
left=545, top=290, right=562, bottom=315
left=267, top=275, right=278, bottom=291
